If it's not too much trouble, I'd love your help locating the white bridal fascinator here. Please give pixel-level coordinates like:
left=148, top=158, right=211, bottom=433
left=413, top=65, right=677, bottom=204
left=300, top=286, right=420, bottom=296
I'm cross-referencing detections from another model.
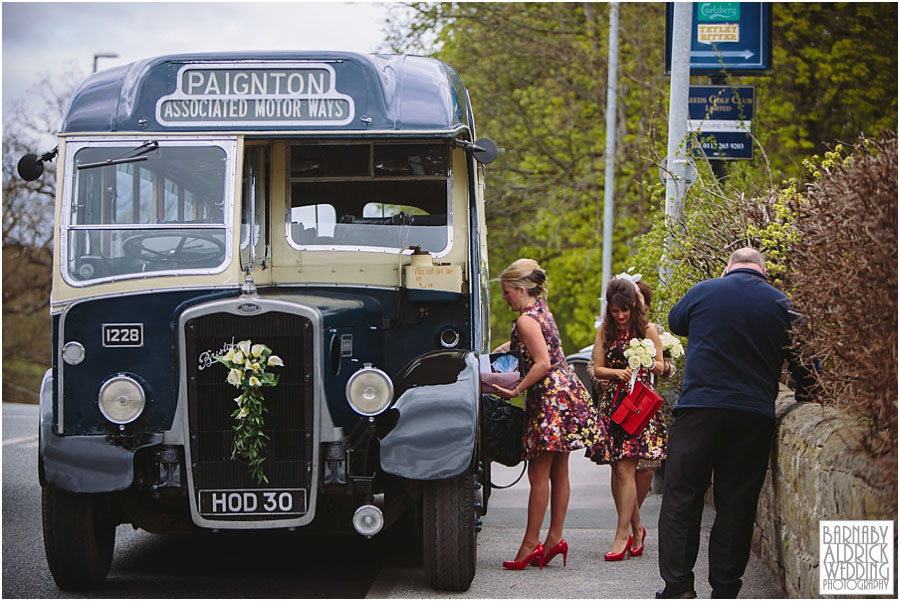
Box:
left=599, top=267, right=642, bottom=301
left=597, top=268, right=642, bottom=328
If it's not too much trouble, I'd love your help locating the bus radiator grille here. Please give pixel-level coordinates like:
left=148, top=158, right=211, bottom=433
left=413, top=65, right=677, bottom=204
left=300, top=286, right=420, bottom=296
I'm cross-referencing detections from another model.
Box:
left=184, top=311, right=314, bottom=520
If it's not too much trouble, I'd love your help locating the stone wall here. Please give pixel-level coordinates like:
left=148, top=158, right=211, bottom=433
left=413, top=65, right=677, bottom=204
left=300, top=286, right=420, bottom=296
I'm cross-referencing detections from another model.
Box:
left=751, top=385, right=897, bottom=598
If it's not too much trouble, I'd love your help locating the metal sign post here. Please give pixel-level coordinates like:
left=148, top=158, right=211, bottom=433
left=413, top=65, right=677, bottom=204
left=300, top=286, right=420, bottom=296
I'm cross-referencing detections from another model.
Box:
left=661, top=2, right=693, bottom=285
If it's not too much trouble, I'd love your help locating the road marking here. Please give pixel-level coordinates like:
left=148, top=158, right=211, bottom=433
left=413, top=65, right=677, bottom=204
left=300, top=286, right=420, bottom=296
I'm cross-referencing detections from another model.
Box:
left=3, top=435, right=38, bottom=447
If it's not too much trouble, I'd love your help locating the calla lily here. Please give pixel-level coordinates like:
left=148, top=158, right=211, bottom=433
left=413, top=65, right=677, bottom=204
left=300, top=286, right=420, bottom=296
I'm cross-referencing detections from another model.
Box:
left=219, top=339, right=285, bottom=486
left=227, top=368, right=243, bottom=387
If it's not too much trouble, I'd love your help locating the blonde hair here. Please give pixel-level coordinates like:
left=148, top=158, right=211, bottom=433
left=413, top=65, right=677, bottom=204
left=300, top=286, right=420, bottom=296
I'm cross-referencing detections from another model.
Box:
left=499, top=258, right=548, bottom=297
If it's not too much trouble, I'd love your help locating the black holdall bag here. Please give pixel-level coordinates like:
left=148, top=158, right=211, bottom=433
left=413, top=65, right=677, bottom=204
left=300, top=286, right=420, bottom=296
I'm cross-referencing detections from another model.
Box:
left=481, top=394, right=525, bottom=467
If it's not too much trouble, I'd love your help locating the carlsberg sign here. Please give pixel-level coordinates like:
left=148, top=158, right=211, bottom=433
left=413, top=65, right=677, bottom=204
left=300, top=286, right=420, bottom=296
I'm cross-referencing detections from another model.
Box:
left=697, top=2, right=740, bottom=22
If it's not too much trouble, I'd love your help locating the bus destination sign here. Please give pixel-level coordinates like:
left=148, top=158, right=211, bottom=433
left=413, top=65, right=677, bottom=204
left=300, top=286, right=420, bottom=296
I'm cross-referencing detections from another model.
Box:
left=157, top=63, right=355, bottom=127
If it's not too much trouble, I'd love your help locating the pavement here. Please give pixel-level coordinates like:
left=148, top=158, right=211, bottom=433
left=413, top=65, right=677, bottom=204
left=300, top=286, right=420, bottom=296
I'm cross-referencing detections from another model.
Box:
left=367, top=453, right=784, bottom=599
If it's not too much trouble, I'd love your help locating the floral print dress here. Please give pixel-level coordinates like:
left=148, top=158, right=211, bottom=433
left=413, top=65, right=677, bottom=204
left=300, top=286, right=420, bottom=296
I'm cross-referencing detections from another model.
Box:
left=590, top=327, right=667, bottom=464
left=510, top=298, right=608, bottom=460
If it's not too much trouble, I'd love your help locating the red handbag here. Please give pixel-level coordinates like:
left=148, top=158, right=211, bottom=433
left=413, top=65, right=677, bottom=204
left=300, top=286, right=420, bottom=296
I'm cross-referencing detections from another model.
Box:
left=610, top=373, right=664, bottom=436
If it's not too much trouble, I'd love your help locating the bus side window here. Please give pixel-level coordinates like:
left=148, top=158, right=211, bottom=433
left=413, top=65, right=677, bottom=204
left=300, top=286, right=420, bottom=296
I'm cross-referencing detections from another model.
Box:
left=290, top=204, right=337, bottom=244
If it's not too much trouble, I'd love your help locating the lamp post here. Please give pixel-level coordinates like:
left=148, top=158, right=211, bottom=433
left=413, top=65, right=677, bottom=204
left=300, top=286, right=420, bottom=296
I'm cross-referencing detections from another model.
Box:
left=93, top=52, right=119, bottom=73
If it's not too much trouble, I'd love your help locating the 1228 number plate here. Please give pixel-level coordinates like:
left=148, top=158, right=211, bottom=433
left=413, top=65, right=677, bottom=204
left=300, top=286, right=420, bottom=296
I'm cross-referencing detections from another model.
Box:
left=199, top=489, right=306, bottom=517
left=102, top=323, right=143, bottom=347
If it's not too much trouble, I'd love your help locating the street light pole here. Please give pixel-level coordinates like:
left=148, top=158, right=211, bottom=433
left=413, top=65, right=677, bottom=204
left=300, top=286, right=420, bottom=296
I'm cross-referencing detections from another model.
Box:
left=600, top=2, right=620, bottom=317
left=93, top=52, right=119, bottom=73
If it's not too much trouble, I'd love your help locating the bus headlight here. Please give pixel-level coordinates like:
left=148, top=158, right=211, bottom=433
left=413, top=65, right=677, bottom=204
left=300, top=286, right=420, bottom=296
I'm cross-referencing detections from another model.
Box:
left=345, top=364, right=393, bottom=416
left=98, top=375, right=145, bottom=424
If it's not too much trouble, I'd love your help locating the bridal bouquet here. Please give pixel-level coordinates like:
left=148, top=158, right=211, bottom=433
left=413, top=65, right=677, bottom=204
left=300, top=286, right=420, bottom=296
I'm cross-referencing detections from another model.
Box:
left=216, top=339, right=284, bottom=485
left=659, top=330, right=685, bottom=360
left=624, top=338, right=657, bottom=370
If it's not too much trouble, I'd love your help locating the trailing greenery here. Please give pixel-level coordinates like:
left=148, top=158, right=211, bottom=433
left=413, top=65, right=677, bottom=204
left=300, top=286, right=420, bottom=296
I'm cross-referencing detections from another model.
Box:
left=215, top=340, right=285, bottom=485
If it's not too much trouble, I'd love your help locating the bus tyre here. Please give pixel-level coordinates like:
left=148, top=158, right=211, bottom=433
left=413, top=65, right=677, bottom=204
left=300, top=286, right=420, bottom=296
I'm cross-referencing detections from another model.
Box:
left=42, top=487, right=115, bottom=590
left=422, top=475, right=476, bottom=591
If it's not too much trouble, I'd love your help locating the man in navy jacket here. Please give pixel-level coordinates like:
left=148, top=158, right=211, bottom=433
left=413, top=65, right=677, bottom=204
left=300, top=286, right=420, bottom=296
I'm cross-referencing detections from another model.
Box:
left=656, top=248, right=819, bottom=599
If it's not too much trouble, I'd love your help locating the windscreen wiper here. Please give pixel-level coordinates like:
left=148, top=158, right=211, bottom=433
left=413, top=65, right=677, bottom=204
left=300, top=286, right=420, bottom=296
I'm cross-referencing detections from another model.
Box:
left=76, top=140, right=159, bottom=170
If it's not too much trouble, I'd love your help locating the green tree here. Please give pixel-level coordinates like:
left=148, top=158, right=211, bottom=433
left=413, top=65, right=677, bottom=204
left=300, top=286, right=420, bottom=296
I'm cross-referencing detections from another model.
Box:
left=385, top=2, right=898, bottom=353
left=388, top=3, right=670, bottom=352
left=751, top=3, right=898, bottom=174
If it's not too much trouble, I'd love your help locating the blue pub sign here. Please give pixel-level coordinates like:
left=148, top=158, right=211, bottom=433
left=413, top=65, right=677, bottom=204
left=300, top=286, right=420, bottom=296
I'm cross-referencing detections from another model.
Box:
left=688, top=85, right=755, bottom=160
left=666, top=2, right=772, bottom=74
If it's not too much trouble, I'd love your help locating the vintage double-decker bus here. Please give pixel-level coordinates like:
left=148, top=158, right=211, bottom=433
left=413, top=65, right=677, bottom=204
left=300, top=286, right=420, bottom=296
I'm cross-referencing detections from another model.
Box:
left=18, top=51, right=498, bottom=592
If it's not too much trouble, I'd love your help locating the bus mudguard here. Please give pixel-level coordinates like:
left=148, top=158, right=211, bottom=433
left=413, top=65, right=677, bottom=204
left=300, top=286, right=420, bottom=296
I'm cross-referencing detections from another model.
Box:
left=379, top=350, right=479, bottom=480
left=39, top=370, right=161, bottom=493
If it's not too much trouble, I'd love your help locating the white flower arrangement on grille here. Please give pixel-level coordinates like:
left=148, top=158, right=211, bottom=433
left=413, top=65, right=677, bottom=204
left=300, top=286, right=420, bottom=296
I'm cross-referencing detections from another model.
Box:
left=215, top=339, right=284, bottom=485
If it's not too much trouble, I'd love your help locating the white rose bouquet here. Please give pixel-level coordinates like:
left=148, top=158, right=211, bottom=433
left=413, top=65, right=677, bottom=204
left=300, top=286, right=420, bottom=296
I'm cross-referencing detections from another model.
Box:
left=216, top=339, right=284, bottom=485
left=623, top=338, right=657, bottom=371
left=659, top=330, right=685, bottom=360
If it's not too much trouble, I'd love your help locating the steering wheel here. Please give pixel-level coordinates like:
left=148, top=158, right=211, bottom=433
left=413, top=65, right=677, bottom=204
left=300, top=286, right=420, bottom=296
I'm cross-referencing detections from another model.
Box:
left=122, top=232, right=225, bottom=266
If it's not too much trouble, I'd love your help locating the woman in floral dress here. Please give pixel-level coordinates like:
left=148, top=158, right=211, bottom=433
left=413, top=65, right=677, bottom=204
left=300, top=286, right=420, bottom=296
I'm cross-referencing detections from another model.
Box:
left=589, top=277, right=666, bottom=561
left=491, top=259, right=607, bottom=570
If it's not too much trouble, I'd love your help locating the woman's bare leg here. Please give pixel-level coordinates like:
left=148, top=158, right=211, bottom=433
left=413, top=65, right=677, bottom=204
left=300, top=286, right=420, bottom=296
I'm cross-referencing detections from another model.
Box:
left=512, top=451, right=553, bottom=561
left=544, top=451, right=570, bottom=550
left=610, top=457, right=640, bottom=554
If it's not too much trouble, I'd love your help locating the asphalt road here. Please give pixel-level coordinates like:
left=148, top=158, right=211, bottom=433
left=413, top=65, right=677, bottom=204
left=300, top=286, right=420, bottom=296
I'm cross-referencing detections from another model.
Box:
left=2, top=402, right=384, bottom=598
left=3, top=402, right=784, bottom=598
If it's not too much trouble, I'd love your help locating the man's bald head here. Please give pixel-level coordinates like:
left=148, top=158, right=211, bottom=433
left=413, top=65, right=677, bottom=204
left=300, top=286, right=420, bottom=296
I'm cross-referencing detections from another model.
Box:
left=726, top=248, right=766, bottom=275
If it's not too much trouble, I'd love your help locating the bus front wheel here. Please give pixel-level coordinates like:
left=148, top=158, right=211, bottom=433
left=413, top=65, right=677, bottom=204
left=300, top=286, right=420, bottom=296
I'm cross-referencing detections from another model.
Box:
left=422, top=474, right=476, bottom=591
left=42, top=487, right=115, bottom=590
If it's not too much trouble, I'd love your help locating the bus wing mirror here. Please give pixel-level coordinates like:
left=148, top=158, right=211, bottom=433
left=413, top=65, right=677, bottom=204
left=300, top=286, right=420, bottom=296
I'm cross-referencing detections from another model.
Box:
left=473, top=137, right=498, bottom=165
left=17, top=154, right=44, bottom=181
left=17, top=147, right=58, bottom=181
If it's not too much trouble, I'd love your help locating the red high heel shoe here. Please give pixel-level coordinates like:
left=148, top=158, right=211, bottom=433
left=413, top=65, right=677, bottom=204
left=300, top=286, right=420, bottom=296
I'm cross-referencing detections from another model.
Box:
left=503, top=542, right=545, bottom=570
left=604, top=535, right=632, bottom=562
left=629, top=527, right=647, bottom=557
left=540, top=539, right=569, bottom=567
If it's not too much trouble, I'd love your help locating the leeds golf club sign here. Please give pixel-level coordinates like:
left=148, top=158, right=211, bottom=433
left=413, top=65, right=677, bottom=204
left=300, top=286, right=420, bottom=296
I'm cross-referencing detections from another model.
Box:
left=157, top=63, right=355, bottom=127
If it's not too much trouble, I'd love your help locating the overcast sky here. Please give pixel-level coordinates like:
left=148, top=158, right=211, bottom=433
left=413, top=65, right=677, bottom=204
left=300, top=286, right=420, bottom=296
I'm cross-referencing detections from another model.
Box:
left=2, top=1, right=395, bottom=125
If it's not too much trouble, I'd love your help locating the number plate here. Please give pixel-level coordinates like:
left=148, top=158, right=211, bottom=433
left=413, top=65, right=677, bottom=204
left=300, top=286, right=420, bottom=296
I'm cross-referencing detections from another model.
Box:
left=198, top=489, right=307, bottom=517
left=102, top=323, right=144, bottom=347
